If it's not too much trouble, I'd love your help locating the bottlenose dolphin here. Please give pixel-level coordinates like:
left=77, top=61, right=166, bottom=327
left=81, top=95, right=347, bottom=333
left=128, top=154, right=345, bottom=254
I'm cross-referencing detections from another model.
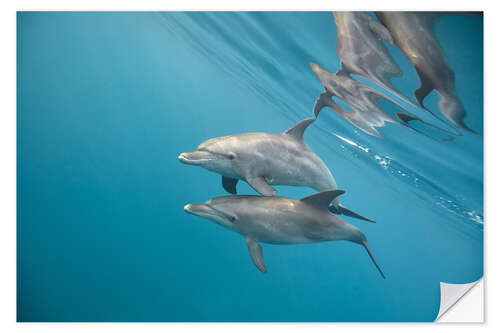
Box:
left=184, top=190, right=385, bottom=278
left=375, top=12, right=476, bottom=132
left=178, top=118, right=373, bottom=222
left=333, top=12, right=419, bottom=108
left=310, top=62, right=456, bottom=140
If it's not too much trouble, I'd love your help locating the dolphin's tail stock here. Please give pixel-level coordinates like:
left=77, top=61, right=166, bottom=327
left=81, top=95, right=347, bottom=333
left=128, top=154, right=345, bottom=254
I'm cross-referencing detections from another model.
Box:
left=362, top=241, right=386, bottom=279
left=328, top=204, right=376, bottom=223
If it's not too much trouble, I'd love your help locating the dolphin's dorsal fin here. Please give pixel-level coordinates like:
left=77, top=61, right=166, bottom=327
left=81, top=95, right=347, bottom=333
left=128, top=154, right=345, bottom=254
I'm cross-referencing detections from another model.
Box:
left=336, top=63, right=351, bottom=77
left=313, top=91, right=335, bottom=117
left=300, top=190, right=345, bottom=209
left=284, top=118, right=316, bottom=142
left=414, top=67, right=434, bottom=108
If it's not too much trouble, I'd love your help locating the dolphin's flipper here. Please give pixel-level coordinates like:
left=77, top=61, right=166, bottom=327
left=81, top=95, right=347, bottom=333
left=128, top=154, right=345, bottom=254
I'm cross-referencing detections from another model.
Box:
left=332, top=204, right=376, bottom=223
left=362, top=241, right=385, bottom=279
left=247, top=177, right=276, bottom=196
left=284, top=117, right=316, bottom=142
left=222, top=176, right=238, bottom=195
left=246, top=236, right=266, bottom=273
left=300, top=190, right=345, bottom=209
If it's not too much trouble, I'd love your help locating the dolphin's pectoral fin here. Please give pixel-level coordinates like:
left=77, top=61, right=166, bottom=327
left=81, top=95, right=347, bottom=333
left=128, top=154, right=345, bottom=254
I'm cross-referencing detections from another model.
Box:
left=246, top=236, right=266, bottom=273
left=334, top=205, right=376, bottom=223
left=222, top=176, right=238, bottom=195
left=300, top=190, right=345, bottom=210
left=367, top=15, right=394, bottom=44
left=247, top=177, right=276, bottom=196
left=284, top=118, right=316, bottom=142
left=414, top=67, right=434, bottom=108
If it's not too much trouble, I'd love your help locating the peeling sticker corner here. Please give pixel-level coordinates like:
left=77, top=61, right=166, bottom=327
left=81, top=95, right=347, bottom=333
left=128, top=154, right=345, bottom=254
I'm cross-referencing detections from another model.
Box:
left=435, top=278, right=483, bottom=322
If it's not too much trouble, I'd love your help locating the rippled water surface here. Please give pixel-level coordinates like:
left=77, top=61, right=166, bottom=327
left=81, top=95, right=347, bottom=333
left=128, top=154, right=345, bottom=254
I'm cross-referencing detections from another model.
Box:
left=18, top=12, right=483, bottom=321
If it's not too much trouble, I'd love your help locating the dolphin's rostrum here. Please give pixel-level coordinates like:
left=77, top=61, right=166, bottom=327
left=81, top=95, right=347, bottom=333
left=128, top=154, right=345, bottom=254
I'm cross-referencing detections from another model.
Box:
left=184, top=190, right=385, bottom=278
left=178, top=118, right=374, bottom=222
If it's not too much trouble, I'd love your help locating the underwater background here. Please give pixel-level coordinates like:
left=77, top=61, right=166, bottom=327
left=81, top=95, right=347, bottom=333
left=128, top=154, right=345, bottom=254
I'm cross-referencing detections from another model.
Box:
left=17, top=12, right=483, bottom=321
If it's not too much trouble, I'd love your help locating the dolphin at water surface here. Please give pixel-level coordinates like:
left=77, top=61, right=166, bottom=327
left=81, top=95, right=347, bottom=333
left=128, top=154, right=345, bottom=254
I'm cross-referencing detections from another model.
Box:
left=184, top=190, right=385, bottom=277
left=375, top=11, right=479, bottom=132
left=310, top=62, right=456, bottom=140
left=332, top=12, right=419, bottom=108
left=178, top=117, right=374, bottom=222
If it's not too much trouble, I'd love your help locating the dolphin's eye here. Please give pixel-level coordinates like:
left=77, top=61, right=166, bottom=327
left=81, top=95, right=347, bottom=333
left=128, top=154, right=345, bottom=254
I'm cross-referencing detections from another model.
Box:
left=229, top=216, right=236, bottom=222
left=228, top=153, right=235, bottom=160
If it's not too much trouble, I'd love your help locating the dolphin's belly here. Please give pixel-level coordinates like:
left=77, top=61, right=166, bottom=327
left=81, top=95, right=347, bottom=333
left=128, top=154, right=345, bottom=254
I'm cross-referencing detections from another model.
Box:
left=236, top=210, right=329, bottom=245
left=244, top=227, right=317, bottom=245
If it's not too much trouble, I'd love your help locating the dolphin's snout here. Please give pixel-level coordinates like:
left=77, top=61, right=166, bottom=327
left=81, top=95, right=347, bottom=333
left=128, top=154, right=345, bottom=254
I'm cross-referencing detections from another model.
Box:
left=309, top=61, right=321, bottom=74
left=184, top=203, right=216, bottom=219
left=309, top=62, right=327, bottom=80
left=177, top=150, right=214, bottom=165
left=178, top=152, right=189, bottom=162
left=178, top=151, right=197, bottom=165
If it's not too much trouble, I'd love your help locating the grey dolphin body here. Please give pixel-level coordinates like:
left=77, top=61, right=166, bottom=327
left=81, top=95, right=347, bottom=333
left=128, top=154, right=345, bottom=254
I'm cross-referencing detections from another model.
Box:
left=310, top=62, right=455, bottom=140
left=178, top=118, right=373, bottom=222
left=332, top=12, right=415, bottom=106
left=184, top=190, right=385, bottom=277
left=311, top=62, right=397, bottom=137
left=375, top=12, right=474, bottom=132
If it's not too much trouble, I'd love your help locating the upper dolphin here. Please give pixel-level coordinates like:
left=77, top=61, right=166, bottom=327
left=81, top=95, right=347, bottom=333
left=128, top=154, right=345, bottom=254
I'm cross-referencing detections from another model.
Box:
left=375, top=11, right=477, bottom=132
left=178, top=117, right=373, bottom=222
left=333, top=12, right=415, bottom=106
left=184, top=190, right=385, bottom=278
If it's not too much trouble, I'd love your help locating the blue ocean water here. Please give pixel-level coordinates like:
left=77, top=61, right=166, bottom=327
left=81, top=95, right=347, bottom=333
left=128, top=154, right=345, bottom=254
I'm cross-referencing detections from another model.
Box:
left=17, top=12, right=483, bottom=322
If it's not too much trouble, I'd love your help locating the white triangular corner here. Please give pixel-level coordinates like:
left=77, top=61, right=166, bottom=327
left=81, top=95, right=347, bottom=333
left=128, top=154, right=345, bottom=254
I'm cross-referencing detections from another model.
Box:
left=435, top=278, right=484, bottom=322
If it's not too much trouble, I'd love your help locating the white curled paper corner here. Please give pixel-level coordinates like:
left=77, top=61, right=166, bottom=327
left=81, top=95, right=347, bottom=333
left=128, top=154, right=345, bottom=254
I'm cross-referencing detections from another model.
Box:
left=435, top=278, right=484, bottom=322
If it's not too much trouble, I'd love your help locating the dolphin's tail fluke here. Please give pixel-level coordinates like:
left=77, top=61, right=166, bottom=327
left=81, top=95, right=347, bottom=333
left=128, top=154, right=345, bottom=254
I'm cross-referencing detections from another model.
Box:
left=328, top=204, right=376, bottom=223
left=362, top=241, right=386, bottom=279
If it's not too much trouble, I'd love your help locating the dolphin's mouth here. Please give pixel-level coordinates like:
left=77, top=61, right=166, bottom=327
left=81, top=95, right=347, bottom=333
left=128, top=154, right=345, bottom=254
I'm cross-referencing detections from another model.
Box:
left=184, top=203, right=220, bottom=219
left=178, top=151, right=215, bottom=165
left=184, top=203, right=235, bottom=223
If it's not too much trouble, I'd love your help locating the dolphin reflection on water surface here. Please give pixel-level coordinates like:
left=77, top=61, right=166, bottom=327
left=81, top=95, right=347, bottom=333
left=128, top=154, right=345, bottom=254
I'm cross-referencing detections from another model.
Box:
left=375, top=11, right=480, bottom=133
left=310, top=62, right=456, bottom=140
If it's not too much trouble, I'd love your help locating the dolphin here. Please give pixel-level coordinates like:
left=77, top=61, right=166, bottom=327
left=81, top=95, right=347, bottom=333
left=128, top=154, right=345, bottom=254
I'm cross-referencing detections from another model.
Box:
left=310, top=62, right=456, bottom=140
left=184, top=190, right=385, bottom=278
left=178, top=117, right=374, bottom=222
left=332, top=11, right=420, bottom=108
left=375, top=11, right=477, bottom=132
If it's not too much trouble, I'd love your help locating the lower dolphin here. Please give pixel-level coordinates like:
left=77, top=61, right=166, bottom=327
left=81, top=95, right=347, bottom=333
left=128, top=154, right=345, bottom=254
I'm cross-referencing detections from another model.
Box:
left=184, top=190, right=385, bottom=278
left=178, top=118, right=374, bottom=222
